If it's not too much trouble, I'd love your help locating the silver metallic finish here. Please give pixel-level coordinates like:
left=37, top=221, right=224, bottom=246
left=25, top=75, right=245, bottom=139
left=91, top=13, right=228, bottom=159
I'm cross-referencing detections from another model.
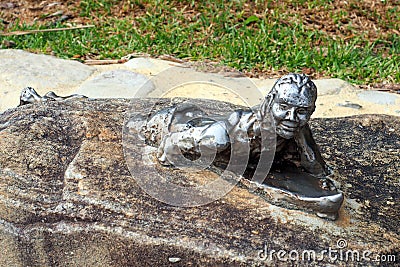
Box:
left=141, top=73, right=343, bottom=219
left=19, top=73, right=344, bottom=219
left=147, top=74, right=328, bottom=176
left=19, top=87, right=87, bottom=106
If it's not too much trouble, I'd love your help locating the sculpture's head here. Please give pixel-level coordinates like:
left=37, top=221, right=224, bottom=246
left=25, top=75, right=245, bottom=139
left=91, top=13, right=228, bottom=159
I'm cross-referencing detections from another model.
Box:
left=261, top=73, right=317, bottom=139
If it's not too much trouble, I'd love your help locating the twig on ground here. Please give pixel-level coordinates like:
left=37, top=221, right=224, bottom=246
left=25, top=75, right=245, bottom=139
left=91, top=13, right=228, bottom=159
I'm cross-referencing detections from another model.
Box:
left=0, top=25, right=95, bottom=36
left=84, top=59, right=128, bottom=65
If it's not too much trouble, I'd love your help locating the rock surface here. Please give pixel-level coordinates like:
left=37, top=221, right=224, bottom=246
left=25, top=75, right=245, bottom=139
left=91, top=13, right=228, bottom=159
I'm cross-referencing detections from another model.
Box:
left=357, top=90, right=398, bottom=105
left=123, top=57, right=182, bottom=76
left=1, top=49, right=399, bottom=119
left=75, top=70, right=153, bottom=98
left=0, top=49, right=95, bottom=111
left=0, top=99, right=398, bottom=266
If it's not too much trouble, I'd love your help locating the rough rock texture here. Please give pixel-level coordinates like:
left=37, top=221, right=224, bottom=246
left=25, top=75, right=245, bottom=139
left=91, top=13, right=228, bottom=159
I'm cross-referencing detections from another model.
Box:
left=0, top=49, right=95, bottom=111
left=0, top=99, right=398, bottom=266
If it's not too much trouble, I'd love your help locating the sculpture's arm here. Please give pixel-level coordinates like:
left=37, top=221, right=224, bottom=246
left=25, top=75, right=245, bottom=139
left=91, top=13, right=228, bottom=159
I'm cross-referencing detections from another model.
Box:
left=157, top=121, right=230, bottom=166
left=157, top=109, right=256, bottom=167
left=295, top=124, right=330, bottom=177
left=226, top=110, right=257, bottom=143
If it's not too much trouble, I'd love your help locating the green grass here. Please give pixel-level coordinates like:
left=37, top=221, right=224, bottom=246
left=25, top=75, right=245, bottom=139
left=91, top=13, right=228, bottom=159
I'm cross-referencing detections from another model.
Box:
left=1, top=0, right=399, bottom=84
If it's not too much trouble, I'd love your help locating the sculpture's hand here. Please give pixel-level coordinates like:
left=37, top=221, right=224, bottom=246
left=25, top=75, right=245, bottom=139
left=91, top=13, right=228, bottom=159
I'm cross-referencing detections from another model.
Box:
left=156, top=123, right=226, bottom=167
left=19, top=87, right=88, bottom=107
left=295, top=130, right=316, bottom=162
left=320, top=177, right=337, bottom=191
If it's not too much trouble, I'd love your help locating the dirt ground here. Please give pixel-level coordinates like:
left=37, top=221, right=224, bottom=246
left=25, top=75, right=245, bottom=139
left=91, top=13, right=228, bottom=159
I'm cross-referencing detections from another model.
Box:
left=1, top=0, right=399, bottom=91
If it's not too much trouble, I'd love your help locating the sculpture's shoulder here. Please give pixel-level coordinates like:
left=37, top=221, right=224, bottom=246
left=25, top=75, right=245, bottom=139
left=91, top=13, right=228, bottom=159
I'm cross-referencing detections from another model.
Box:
left=224, top=108, right=256, bottom=130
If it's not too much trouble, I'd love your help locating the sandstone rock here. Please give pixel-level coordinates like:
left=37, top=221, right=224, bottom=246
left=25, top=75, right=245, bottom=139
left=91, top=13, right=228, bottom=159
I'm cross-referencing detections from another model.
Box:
left=0, top=99, right=398, bottom=266
left=313, top=79, right=354, bottom=96
left=0, top=49, right=94, bottom=111
left=145, top=67, right=263, bottom=106
left=75, top=70, right=154, bottom=98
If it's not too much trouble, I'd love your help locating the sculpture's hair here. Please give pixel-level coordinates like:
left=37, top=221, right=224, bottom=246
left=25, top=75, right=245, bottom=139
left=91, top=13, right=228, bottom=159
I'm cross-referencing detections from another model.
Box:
left=271, top=73, right=317, bottom=101
left=260, top=73, right=317, bottom=117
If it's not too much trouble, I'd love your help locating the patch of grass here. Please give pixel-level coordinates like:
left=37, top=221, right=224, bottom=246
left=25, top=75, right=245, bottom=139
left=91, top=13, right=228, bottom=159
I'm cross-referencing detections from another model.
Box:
left=0, top=0, right=399, bottom=84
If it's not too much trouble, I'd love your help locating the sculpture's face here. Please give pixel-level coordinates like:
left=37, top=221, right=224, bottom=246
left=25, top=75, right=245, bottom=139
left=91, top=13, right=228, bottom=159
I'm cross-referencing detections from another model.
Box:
left=271, top=83, right=315, bottom=139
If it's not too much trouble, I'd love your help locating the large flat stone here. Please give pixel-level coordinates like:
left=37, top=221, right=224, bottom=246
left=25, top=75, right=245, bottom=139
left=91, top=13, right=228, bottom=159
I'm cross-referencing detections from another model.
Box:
left=254, top=78, right=354, bottom=96
left=124, top=57, right=182, bottom=76
left=75, top=70, right=154, bottom=98
left=0, top=49, right=95, bottom=111
left=314, top=78, right=353, bottom=95
left=315, top=88, right=400, bottom=118
left=358, top=90, right=399, bottom=105
left=146, top=67, right=264, bottom=106
left=0, top=99, right=398, bottom=266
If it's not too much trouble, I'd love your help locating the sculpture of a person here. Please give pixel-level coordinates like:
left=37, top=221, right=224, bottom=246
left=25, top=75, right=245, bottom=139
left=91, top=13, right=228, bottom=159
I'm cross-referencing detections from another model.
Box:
left=264, top=73, right=329, bottom=177
left=18, top=74, right=329, bottom=180
left=144, top=73, right=330, bottom=180
left=18, top=73, right=343, bottom=218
